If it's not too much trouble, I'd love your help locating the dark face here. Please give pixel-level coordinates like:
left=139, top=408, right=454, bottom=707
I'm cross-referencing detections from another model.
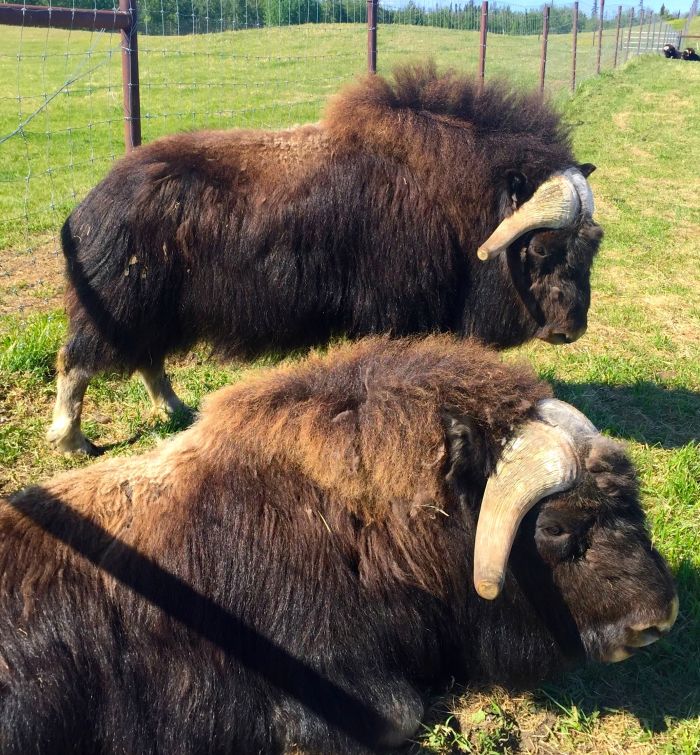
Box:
left=506, top=219, right=603, bottom=345
left=510, top=438, right=678, bottom=665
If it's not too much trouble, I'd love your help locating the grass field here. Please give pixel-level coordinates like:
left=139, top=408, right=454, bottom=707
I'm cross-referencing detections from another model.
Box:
left=1, top=28, right=699, bottom=755
left=0, top=19, right=674, bottom=255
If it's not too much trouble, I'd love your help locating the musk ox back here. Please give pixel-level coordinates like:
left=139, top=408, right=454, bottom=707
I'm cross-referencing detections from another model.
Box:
left=3, top=337, right=677, bottom=754
left=49, top=62, right=603, bottom=455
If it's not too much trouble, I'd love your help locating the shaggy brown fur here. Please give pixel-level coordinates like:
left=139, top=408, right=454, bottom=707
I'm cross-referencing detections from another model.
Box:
left=3, top=337, right=675, bottom=754
left=51, top=62, right=602, bottom=454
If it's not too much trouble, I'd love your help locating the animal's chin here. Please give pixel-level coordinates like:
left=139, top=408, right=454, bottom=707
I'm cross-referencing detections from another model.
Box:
left=599, top=645, right=638, bottom=663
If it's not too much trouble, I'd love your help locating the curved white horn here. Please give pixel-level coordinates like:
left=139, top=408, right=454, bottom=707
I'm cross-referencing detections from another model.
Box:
left=476, top=168, right=595, bottom=262
left=473, top=399, right=599, bottom=600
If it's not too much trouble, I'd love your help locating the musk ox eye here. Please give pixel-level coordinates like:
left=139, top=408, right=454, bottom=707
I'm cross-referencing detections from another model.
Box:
left=541, top=524, right=566, bottom=538
left=528, top=244, right=549, bottom=259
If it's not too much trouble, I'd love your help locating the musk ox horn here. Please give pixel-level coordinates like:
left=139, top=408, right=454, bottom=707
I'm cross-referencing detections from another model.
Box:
left=476, top=168, right=595, bottom=261
left=473, top=398, right=597, bottom=600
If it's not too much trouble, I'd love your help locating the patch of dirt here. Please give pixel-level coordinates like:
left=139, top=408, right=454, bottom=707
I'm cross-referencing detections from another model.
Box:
left=0, top=241, right=66, bottom=316
left=628, top=146, right=652, bottom=159
left=613, top=111, right=631, bottom=131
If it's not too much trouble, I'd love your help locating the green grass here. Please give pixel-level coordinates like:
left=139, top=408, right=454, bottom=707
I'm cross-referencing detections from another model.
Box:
left=667, top=14, right=700, bottom=34
left=1, top=30, right=699, bottom=755
left=0, top=19, right=667, bottom=254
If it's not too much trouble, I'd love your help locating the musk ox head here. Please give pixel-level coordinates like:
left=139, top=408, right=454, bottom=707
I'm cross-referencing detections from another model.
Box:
left=462, top=398, right=677, bottom=667
left=663, top=43, right=681, bottom=58
left=479, top=164, right=602, bottom=345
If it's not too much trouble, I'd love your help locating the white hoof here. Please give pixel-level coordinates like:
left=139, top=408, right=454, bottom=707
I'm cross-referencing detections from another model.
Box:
left=47, top=422, right=99, bottom=456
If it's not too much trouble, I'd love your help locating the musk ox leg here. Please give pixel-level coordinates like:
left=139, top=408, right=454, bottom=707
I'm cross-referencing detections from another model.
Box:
left=139, top=363, right=187, bottom=418
left=46, top=350, right=97, bottom=456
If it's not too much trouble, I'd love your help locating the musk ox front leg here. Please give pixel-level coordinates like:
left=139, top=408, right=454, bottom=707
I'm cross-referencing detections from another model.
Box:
left=46, top=347, right=97, bottom=456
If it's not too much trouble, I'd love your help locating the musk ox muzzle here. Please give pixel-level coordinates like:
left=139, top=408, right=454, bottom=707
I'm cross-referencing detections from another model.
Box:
left=472, top=397, right=678, bottom=664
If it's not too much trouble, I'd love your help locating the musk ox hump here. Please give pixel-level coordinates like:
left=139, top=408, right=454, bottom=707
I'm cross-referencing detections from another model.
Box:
left=323, top=62, right=569, bottom=155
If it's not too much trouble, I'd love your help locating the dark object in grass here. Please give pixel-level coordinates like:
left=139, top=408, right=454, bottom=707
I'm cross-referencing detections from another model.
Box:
left=49, top=62, right=602, bottom=454
left=2, top=337, right=677, bottom=754
left=662, top=44, right=700, bottom=61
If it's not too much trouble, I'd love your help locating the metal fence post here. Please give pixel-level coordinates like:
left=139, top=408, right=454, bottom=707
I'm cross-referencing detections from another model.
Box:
left=478, top=1, right=488, bottom=86
left=367, top=0, right=377, bottom=73
left=646, top=11, right=653, bottom=49
left=624, top=8, right=634, bottom=62
left=539, top=5, right=550, bottom=94
left=613, top=5, right=622, bottom=66
left=651, top=12, right=657, bottom=50
left=571, top=1, right=579, bottom=92
left=637, top=10, right=644, bottom=55
left=596, top=0, right=604, bottom=73
left=119, top=0, right=141, bottom=151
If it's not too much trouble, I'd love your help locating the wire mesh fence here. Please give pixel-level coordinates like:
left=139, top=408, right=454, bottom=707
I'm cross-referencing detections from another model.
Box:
left=0, top=0, right=684, bottom=313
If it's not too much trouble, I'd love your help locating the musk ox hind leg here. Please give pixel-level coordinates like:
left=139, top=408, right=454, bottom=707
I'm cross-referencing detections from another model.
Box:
left=139, top=361, right=188, bottom=419
left=47, top=351, right=189, bottom=455
left=46, top=346, right=98, bottom=456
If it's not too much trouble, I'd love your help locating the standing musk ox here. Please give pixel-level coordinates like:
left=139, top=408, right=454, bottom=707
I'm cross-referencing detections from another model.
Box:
left=4, top=337, right=678, bottom=754
left=49, top=62, right=603, bottom=455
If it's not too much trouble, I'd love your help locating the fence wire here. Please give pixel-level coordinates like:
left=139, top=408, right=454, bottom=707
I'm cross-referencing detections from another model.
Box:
left=0, top=0, right=685, bottom=314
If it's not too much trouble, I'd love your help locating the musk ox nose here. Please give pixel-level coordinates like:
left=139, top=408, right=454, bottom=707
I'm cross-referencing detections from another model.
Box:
left=540, top=324, right=587, bottom=345
left=604, top=595, right=679, bottom=663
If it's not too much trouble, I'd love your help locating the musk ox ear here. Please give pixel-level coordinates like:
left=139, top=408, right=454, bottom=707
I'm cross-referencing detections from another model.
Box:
left=585, top=437, right=638, bottom=500
left=442, top=410, right=487, bottom=487
left=578, top=163, right=596, bottom=178
left=506, top=169, right=529, bottom=209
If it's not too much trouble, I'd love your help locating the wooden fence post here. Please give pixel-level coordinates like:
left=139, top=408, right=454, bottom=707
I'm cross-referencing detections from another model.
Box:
left=119, top=0, right=141, bottom=151
left=636, top=10, right=644, bottom=56
left=367, top=0, right=377, bottom=73
left=596, top=0, right=605, bottom=73
left=539, top=5, right=550, bottom=93
left=624, top=8, right=634, bottom=62
left=478, top=1, right=488, bottom=86
left=613, top=5, right=622, bottom=66
left=571, top=1, right=579, bottom=92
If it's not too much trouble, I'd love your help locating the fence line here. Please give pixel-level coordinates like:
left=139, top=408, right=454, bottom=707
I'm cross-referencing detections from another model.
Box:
left=0, top=0, right=687, bottom=285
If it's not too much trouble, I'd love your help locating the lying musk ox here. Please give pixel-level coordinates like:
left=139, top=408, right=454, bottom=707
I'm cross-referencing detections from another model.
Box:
left=663, top=44, right=700, bottom=61
left=4, top=337, right=677, bottom=753
left=49, top=62, right=602, bottom=454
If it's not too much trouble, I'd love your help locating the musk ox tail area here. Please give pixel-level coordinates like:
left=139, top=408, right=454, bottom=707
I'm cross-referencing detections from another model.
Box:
left=60, top=186, right=187, bottom=374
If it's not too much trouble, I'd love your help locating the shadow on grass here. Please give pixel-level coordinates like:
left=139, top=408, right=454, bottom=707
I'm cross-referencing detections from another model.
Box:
left=552, top=380, right=700, bottom=448
left=89, top=405, right=197, bottom=454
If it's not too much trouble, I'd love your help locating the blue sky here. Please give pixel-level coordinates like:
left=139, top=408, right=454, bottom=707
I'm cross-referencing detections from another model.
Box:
left=393, top=0, right=693, bottom=16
